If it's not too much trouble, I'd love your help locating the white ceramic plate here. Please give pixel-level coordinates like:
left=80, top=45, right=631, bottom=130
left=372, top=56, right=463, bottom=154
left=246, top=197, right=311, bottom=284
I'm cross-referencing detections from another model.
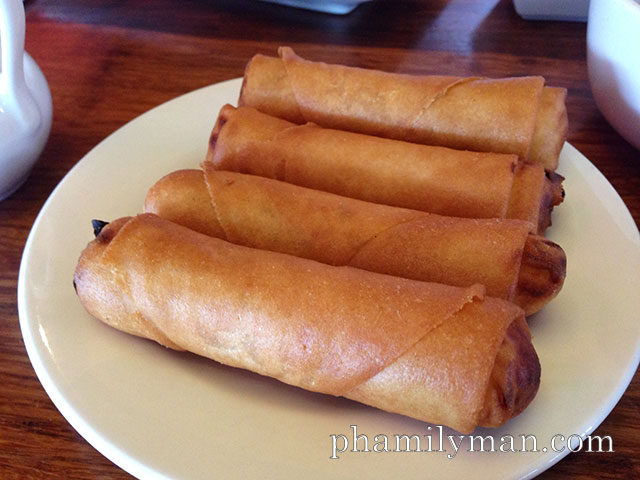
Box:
left=19, top=78, right=640, bottom=480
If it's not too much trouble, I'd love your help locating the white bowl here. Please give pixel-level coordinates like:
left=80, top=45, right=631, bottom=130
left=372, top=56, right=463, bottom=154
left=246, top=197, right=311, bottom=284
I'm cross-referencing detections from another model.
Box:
left=587, top=0, right=640, bottom=150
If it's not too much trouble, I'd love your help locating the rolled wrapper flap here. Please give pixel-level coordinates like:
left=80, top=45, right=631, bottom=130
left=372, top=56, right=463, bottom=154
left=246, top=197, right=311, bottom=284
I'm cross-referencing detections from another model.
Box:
left=74, top=214, right=538, bottom=432
left=279, top=47, right=475, bottom=140
left=78, top=214, right=484, bottom=394
left=202, top=168, right=530, bottom=298
left=204, top=167, right=425, bottom=265
left=278, top=46, right=543, bottom=162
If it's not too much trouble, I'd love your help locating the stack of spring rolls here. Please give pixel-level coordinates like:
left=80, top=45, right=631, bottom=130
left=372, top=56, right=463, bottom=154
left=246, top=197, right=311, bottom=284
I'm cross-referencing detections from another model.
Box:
left=74, top=48, right=568, bottom=434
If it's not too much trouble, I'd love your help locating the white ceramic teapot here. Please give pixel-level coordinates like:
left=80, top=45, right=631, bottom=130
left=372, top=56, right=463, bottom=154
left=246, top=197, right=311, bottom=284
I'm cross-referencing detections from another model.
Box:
left=0, top=0, right=52, bottom=201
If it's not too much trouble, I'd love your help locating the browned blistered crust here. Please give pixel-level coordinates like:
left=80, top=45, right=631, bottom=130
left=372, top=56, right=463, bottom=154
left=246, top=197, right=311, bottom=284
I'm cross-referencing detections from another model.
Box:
left=477, top=315, right=541, bottom=427
left=513, top=235, right=567, bottom=315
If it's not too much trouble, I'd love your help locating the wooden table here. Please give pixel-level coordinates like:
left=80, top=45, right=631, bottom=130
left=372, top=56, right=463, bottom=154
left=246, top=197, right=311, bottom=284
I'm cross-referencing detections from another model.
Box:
left=1, top=0, right=638, bottom=478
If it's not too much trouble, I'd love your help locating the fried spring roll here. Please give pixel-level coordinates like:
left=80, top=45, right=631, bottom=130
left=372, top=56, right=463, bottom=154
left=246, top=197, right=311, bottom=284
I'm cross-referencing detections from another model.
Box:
left=205, top=105, right=563, bottom=233
left=74, top=214, right=540, bottom=433
left=238, top=47, right=568, bottom=171
left=145, top=169, right=565, bottom=315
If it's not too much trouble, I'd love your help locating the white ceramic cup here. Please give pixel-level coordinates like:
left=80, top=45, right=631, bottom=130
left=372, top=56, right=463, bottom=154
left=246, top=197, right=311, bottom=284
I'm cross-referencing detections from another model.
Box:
left=587, top=0, right=640, bottom=150
left=0, top=0, right=52, bottom=201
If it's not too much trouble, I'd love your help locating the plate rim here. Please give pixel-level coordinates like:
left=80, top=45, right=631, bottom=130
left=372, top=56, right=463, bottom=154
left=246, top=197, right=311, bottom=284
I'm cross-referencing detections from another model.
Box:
left=17, top=79, right=640, bottom=480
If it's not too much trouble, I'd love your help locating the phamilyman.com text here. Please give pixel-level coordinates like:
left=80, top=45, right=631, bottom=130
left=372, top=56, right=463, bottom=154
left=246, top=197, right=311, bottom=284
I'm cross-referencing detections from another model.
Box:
left=330, top=425, right=614, bottom=459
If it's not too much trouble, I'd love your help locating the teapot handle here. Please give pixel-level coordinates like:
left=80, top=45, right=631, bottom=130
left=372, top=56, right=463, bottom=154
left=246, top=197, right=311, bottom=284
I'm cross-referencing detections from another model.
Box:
left=1, top=0, right=40, bottom=127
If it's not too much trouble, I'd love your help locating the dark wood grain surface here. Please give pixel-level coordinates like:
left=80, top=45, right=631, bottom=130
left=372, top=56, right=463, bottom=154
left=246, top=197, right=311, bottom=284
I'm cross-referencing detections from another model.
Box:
left=1, top=0, right=638, bottom=478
